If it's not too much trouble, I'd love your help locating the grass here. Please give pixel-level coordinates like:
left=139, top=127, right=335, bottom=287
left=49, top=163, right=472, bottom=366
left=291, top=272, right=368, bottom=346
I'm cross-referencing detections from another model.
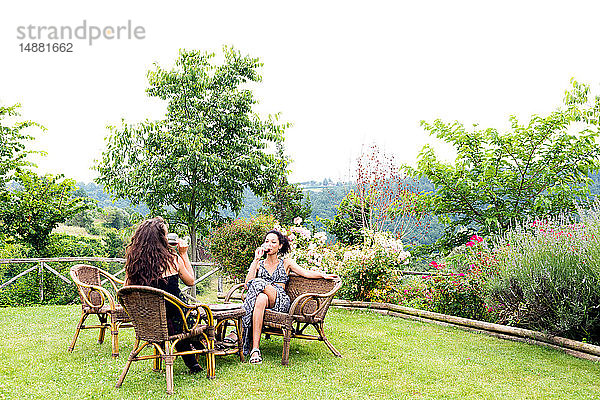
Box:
left=0, top=305, right=599, bottom=400
left=52, top=224, right=97, bottom=237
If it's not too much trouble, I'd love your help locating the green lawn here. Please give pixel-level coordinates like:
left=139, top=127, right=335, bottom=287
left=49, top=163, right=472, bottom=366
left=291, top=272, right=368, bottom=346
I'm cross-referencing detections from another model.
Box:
left=0, top=305, right=598, bottom=400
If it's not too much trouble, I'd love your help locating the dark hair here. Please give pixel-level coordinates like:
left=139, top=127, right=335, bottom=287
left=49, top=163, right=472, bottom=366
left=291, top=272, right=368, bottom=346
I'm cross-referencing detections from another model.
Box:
left=125, top=216, right=176, bottom=286
left=265, top=229, right=291, bottom=256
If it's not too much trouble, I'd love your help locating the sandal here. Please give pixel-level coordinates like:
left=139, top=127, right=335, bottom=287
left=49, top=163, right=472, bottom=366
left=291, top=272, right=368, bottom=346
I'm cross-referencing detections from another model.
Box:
left=249, top=348, right=262, bottom=364
left=223, top=332, right=238, bottom=347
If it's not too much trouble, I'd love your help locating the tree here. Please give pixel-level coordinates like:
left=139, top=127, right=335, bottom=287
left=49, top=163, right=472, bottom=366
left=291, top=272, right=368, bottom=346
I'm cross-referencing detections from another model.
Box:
left=355, top=144, right=431, bottom=240
left=321, top=191, right=364, bottom=245
left=95, top=47, right=288, bottom=259
left=0, top=103, right=45, bottom=187
left=259, top=143, right=311, bottom=226
left=407, top=79, right=600, bottom=239
left=0, top=171, right=87, bottom=255
left=259, top=176, right=312, bottom=226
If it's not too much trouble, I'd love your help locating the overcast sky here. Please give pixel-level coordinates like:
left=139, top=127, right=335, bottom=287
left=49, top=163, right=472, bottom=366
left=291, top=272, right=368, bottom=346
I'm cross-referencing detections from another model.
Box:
left=2, top=0, right=600, bottom=184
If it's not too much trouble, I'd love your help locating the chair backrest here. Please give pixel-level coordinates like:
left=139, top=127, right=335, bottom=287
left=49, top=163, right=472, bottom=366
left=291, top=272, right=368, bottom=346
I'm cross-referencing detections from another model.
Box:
left=286, top=275, right=342, bottom=320
left=70, top=264, right=103, bottom=307
left=117, top=286, right=170, bottom=342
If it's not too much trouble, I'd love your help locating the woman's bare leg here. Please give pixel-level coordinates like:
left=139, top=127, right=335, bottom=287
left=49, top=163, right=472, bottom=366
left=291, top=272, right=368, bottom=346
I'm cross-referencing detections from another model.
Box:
left=252, top=285, right=278, bottom=350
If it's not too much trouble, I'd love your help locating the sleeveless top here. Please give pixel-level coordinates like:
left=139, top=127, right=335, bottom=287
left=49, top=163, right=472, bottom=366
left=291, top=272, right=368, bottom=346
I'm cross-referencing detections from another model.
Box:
left=153, top=274, right=182, bottom=299
left=257, top=259, right=289, bottom=285
left=151, top=274, right=185, bottom=335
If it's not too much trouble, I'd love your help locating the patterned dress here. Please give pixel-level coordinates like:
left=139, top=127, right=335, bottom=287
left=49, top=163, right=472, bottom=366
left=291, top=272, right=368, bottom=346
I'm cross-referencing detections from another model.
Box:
left=242, top=259, right=291, bottom=355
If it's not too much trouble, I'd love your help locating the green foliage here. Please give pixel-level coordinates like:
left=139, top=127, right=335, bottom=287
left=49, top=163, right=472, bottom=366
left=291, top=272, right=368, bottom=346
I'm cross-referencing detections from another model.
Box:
left=426, top=273, right=488, bottom=320
left=0, top=171, right=88, bottom=255
left=338, top=250, right=393, bottom=301
left=0, top=233, right=111, bottom=306
left=408, top=79, right=600, bottom=239
left=0, top=102, right=45, bottom=188
left=45, top=233, right=109, bottom=258
left=208, top=215, right=275, bottom=281
left=65, top=208, right=96, bottom=229
left=95, top=47, right=288, bottom=259
left=103, top=228, right=128, bottom=258
left=101, top=206, right=131, bottom=230
left=321, top=191, right=364, bottom=245
left=337, top=231, right=410, bottom=301
left=260, top=176, right=311, bottom=227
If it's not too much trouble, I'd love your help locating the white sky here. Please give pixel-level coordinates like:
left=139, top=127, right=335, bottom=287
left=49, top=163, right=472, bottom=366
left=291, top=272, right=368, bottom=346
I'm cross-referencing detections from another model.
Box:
left=2, top=0, right=600, bottom=184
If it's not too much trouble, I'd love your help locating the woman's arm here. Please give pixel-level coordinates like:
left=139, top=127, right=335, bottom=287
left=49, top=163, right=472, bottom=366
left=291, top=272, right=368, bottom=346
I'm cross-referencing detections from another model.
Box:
left=175, top=239, right=195, bottom=286
left=285, top=258, right=338, bottom=280
left=244, top=247, right=264, bottom=285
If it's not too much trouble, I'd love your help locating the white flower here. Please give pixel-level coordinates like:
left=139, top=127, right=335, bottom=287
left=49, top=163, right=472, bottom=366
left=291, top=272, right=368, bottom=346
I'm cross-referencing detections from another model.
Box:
left=314, top=231, right=328, bottom=244
left=293, top=217, right=303, bottom=225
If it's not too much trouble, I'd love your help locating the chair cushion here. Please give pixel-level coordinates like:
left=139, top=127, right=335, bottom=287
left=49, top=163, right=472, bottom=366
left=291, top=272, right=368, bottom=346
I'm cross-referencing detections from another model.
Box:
left=84, top=304, right=130, bottom=321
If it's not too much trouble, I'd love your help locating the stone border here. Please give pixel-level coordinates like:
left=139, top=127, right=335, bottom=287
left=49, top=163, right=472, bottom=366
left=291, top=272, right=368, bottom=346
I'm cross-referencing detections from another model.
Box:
left=332, top=300, right=600, bottom=363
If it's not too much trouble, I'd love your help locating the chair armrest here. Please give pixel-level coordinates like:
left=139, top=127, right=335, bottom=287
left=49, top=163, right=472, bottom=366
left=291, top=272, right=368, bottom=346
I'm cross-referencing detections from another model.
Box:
left=97, top=269, right=125, bottom=293
left=162, top=291, right=215, bottom=332
left=74, top=281, right=117, bottom=310
left=288, top=279, right=342, bottom=318
left=224, top=283, right=246, bottom=303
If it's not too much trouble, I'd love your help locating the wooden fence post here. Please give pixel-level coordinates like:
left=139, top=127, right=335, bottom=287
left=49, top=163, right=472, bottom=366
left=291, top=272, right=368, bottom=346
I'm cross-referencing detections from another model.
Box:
left=38, top=262, right=44, bottom=303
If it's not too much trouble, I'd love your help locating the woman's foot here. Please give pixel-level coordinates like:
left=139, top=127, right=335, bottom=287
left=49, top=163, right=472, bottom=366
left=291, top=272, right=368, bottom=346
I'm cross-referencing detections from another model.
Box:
left=249, top=348, right=262, bottom=364
left=188, top=363, right=203, bottom=374
left=223, top=332, right=238, bottom=347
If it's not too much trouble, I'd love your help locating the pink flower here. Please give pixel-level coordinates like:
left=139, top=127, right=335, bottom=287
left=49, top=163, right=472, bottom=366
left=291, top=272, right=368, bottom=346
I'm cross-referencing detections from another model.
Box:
left=471, top=235, right=483, bottom=243
left=466, top=241, right=475, bottom=247
left=429, top=261, right=439, bottom=268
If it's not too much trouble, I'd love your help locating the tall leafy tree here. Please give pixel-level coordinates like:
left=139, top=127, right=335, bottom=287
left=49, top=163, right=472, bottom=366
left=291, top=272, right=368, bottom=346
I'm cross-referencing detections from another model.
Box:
left=321, top=191, right=364, bottom=245
left=0, top=171, right=87, bottom=255
left=259, top=176, right=312, bottom=226
left=259, top=143, right=311, bottom=226
left=0, top=103, right=45, bottom=187
left=0, top=102, right=45, bottom=244
left=407, top=79, right=600, bottom=240
left=95, top=47, right=288, bottom=259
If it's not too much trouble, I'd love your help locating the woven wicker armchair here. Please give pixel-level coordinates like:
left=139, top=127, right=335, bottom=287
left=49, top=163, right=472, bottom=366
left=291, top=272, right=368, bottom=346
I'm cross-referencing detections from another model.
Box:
left=224, top=274, right=343, bottom=365
left=68, top=264, right=132, bottom=357
left=115, top=285, right=216, bottom=395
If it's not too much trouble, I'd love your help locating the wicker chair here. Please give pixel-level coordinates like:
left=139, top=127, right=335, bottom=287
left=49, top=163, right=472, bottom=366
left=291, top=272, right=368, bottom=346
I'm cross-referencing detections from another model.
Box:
left=115, top=285, right=216, bottom=395
left=68, top=264, right=132, bottom=357
left=224, top=274, right=343, bottom=365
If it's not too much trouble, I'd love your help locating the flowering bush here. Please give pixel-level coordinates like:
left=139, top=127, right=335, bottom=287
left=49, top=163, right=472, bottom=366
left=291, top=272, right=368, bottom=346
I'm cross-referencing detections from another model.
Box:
left=208, top=215, right=275, bottom=281
left=425, top=266, right=488, bottom=320
left=487, top=213, right=600, bottom=343
left=338, top=229, right=410, bottom=301
left=370, top=260, right=490, bottom=320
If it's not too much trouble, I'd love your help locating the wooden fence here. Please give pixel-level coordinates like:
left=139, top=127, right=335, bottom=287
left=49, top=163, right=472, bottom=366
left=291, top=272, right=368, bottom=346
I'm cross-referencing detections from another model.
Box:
left=0, top=257, right=219, bottom=302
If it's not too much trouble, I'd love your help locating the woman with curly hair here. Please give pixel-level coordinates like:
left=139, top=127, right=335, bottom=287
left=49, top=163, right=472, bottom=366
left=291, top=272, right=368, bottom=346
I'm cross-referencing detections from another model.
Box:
left=124, top=216, right=202, bottom=373
left=232, top=229, right=338, bottom=364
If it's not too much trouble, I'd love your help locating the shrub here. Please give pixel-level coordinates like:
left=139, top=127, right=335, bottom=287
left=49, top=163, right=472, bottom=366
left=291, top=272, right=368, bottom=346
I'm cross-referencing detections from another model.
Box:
left=208, top=215, right=275, bottom=281
left=487, top=213, right=600, bottom=344
left=426, top=272, right=488, bottom=320
left=0, top=233, right=112, bottom=306
left=338, top=230, right=410, bottom=301
left=287, top=220, right=343, bottom=274
left=321, top=191, right=364, bottom=245
left=370, top=262, right=489, bottom=321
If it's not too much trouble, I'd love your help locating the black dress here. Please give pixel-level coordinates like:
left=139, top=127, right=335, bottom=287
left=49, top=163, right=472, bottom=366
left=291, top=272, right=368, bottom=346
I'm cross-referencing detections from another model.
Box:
left=151, top=274, right=202, bottom=371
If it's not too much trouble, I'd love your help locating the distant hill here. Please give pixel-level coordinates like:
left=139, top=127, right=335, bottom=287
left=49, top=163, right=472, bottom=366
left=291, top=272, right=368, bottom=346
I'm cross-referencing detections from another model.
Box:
left=75, top=179, right=442, bottom=244
left=75, top=182, right=150, bottom=215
